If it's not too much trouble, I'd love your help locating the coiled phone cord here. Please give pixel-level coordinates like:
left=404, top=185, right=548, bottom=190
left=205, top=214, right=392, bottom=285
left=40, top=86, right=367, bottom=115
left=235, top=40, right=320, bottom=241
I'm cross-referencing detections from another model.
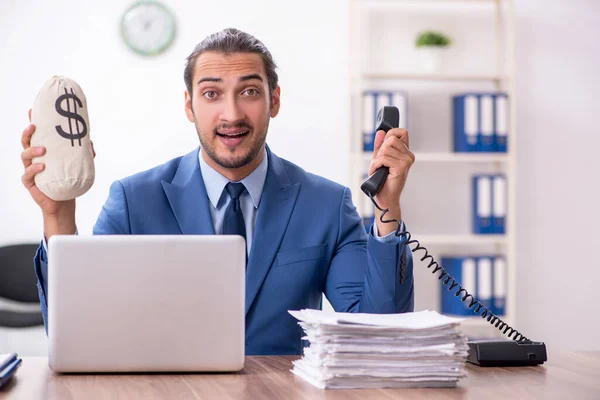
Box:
left=368, top=192, right=529, bottom=342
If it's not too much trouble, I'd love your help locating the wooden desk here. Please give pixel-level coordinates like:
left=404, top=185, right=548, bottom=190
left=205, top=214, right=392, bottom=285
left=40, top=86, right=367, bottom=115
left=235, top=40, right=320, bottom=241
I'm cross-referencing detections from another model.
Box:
left=1, top=353, right=599, bottom=399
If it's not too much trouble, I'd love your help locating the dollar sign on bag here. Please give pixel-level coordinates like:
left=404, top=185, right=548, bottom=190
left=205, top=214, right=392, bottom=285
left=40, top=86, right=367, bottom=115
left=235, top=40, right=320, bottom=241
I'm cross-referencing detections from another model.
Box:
left=55, top=87, right=87, bottom=147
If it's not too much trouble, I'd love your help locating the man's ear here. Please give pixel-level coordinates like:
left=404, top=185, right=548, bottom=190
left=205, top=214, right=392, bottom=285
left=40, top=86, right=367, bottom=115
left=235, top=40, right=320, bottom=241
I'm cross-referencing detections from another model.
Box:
left=270, top=86, right=281, bottom=118
left=184, top=90, right=195, bottom=122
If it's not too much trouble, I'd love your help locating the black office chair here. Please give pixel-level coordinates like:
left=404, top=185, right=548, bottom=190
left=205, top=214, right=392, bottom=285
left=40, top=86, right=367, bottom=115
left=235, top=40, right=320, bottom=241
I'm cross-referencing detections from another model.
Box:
left=0, top=243, right=44, bottom=327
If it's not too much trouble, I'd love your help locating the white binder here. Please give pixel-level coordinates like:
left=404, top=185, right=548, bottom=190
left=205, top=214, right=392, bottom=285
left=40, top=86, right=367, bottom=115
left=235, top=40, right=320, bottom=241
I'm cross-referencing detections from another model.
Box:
left=475, top=176, right=492, bottom=232
left=493, top=257, right=507, bottom=315
left=462, top=258, right=476, bottom=298
left=363, top=92, right=375, bottom=134
left=477, top=257, right=493, bottom=309
left=492, top=175, right=507, bottom=234
left=495, top=94, right=508, bottom=151
left=480, top=95, right=494, bottom=150
left=465, top=95, right=479, bottom=146
left=391, top=91, right=407, bottom=129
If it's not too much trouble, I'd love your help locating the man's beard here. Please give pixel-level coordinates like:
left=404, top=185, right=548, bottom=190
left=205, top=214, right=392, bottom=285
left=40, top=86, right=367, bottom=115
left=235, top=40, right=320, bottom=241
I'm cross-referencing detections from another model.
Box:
left=196, top=120, right=268, bottom=169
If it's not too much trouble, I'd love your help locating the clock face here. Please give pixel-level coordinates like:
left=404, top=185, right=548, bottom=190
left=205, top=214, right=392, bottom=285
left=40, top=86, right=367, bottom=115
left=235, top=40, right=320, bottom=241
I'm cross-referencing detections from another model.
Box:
left=120, top=1, right=176, bottom=56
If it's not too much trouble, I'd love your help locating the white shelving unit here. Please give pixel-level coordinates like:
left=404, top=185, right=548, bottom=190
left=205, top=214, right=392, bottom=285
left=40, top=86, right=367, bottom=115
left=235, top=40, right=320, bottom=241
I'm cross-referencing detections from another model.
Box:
left=348, top=0, right=516, bottom=337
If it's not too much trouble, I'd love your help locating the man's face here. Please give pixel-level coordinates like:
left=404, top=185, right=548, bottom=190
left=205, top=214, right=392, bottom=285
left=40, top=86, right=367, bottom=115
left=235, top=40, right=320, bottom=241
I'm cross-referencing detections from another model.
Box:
left=185, top=51, right=280, bottom=169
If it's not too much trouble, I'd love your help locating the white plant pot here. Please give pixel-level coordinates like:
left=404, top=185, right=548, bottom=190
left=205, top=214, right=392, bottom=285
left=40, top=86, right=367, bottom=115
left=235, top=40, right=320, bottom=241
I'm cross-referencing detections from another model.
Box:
left=417, top=47, right=447, bottom=73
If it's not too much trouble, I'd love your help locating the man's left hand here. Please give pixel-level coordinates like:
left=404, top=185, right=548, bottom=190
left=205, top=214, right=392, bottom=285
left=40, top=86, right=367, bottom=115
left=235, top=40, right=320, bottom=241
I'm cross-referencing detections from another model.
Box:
left=368, top=128, right=415, bottom=236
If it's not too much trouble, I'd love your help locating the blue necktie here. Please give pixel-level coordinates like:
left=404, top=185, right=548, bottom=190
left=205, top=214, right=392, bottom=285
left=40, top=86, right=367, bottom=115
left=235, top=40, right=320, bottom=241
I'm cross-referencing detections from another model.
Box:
left=222, top=182, right=247, bottom=261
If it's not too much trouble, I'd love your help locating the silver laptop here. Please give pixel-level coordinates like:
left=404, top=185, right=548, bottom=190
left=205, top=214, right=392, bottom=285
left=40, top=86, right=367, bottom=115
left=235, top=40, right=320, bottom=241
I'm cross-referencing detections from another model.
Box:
left=47, top=234, right=245, bottom=373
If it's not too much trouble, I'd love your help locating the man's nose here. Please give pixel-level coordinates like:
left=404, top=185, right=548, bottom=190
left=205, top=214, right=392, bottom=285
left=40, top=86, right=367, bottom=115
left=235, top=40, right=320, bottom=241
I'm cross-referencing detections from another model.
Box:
left=220, top=95, right=244, bottom=123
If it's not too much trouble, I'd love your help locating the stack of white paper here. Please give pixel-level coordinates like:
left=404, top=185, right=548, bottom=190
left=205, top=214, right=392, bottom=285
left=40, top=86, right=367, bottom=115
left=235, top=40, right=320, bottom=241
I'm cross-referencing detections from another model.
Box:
left=288, top=309, right=468, bottom=389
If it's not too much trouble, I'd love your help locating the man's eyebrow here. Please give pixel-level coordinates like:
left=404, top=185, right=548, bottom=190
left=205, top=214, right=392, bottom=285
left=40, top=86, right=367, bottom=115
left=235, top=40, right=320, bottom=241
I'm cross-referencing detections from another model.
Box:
left=197, top=77, right=222, bottom=85
left=239, top=74, right=263, bottom=82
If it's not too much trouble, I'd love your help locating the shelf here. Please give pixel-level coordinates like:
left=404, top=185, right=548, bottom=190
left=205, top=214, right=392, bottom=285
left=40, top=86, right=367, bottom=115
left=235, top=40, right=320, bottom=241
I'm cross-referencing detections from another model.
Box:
left=359, top=73, right=509, bottom=82
left=407, top=234, right=507, bottom=245
left=354, top=152, right=509, bottom=163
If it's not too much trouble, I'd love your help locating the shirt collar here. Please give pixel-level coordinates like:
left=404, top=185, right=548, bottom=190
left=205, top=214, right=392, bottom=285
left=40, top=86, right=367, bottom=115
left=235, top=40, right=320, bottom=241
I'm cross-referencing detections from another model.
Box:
left=198, top=148, right=268, bottom=209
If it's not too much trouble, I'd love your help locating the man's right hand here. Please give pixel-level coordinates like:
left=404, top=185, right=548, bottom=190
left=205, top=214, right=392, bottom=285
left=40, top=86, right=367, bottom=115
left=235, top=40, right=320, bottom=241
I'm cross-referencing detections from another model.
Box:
left=20, top=109, right=90, bottom=240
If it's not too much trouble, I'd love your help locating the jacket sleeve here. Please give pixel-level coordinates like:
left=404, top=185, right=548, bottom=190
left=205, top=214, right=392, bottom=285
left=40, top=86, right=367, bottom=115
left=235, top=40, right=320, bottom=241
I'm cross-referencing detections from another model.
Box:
left=34, top=181, right=131, bottom=333
left=323, top=187, right=414, bottom=314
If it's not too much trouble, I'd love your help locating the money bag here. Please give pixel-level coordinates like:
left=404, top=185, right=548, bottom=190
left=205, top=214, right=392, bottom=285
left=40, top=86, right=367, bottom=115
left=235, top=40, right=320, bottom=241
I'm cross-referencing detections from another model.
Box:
left=30, top=76, right=95, bottom=201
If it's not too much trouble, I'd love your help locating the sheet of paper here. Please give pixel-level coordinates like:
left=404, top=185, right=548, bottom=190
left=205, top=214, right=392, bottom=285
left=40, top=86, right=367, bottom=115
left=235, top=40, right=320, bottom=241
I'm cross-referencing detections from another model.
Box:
left=289, top=309, right=464, bottom=329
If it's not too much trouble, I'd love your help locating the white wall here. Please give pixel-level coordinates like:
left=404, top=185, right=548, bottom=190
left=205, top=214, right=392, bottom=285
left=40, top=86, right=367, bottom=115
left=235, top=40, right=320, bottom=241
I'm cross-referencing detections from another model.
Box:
left=514, top=0, right=600, bottom=351
left=0, top=0, right=350, bottom=243
left=1, top=0, right=598, bottom=353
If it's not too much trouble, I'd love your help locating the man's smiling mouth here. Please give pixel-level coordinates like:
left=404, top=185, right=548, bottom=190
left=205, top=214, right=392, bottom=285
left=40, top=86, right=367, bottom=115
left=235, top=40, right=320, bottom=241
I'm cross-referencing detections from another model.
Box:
left=217, top=131, right=249, bottom=138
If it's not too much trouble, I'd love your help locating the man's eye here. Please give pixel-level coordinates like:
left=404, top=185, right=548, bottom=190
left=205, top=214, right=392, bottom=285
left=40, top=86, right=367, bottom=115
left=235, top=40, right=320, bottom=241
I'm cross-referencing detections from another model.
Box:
left=203, top=91, right=217, bottom=99
left=243, top=89, right=259, bottom=96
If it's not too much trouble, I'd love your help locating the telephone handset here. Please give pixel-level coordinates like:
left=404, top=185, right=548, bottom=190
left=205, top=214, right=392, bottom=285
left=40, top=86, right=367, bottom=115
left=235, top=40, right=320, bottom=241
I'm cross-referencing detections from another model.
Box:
left=361, top=106, right=400, bottom=198
left=360, top=106, right=547, bottom=366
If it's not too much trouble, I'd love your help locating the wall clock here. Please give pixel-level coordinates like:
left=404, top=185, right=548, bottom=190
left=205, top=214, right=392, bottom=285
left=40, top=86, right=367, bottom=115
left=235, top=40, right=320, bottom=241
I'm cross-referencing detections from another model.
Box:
left=120, top=1, right=177, bottom=56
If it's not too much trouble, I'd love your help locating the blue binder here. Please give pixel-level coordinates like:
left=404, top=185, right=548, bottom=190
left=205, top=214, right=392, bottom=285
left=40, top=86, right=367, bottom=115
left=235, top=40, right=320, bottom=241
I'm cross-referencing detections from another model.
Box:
left=453, top=94, right=479, bottom=152
left=472, top=175, right=494, bottom=234
left=492, top=256, right=507, bottom=316
left=441, top=257, right=477, bottom=316
left=494, top=93, right=509, bottom=152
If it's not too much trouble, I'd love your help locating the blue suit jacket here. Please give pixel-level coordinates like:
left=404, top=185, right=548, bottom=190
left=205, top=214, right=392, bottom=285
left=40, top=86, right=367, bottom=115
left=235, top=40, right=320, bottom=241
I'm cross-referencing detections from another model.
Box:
left=34, top=146, right=414, bottom=355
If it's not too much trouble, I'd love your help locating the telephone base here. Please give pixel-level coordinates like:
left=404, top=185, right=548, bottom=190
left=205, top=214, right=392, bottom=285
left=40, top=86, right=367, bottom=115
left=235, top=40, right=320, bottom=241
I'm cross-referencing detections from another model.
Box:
left=467, top=339, right=547, bottom=367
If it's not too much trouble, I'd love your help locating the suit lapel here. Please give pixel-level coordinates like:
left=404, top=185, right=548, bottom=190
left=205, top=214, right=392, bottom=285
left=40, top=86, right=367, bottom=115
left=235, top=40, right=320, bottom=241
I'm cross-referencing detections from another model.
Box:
left=245, top=148, right=300, bottom=315
left=161, top=147, right=215, bottom=235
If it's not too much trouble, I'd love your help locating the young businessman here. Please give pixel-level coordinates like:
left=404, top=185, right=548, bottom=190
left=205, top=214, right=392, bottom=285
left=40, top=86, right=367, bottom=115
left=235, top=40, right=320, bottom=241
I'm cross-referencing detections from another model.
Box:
left=20, top=28, right=416, bottom=355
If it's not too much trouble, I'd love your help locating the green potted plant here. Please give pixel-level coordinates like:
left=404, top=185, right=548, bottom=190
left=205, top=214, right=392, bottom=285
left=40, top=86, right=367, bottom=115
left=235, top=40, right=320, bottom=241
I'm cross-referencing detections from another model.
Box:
left=415, top=30, right=452, bottom=73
